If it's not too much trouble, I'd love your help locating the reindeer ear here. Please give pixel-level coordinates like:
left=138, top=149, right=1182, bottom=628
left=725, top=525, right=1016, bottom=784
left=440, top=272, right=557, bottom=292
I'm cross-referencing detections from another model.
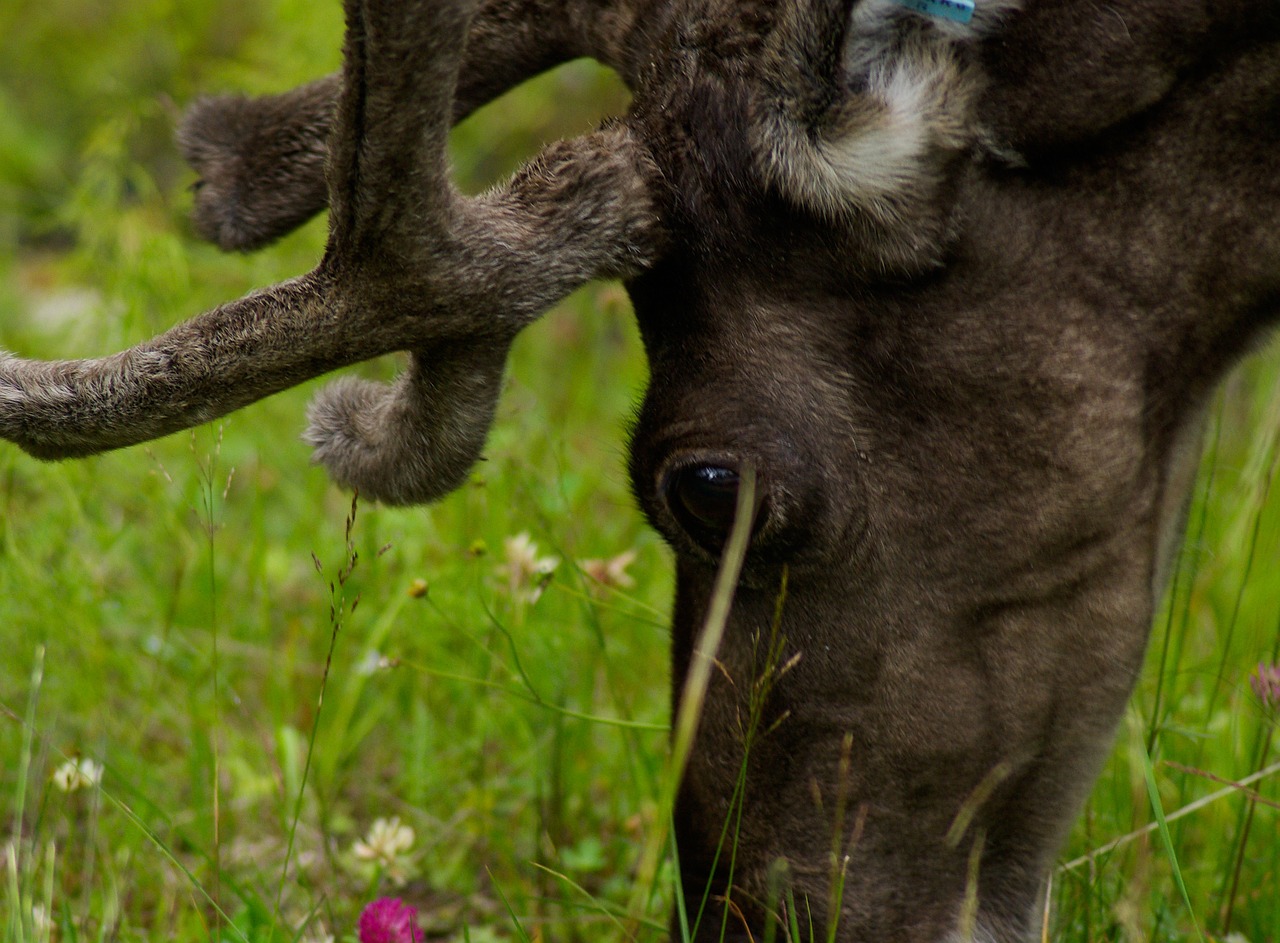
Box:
left=975, top=0, right=1213, bottom=156
left=752, top=0, right=1021, bottom=274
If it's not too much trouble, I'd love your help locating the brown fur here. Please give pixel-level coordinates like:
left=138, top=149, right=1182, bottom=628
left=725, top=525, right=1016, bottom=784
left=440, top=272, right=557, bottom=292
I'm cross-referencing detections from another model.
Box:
left=3, top=0, right=1279, bottom=939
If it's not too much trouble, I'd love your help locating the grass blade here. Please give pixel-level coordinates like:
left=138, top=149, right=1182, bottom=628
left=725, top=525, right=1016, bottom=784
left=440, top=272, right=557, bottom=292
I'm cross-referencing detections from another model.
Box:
left=1140, top=741, right=1206, bottom=943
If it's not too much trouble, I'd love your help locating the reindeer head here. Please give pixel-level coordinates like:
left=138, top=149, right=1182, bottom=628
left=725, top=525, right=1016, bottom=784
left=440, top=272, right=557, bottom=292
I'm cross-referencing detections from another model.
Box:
left=3, top=0, right=1279, bottom=939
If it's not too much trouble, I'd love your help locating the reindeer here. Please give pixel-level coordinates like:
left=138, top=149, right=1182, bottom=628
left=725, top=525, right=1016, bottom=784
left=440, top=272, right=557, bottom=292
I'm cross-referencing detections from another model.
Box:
left=2, top=0, right=1278, bottom=939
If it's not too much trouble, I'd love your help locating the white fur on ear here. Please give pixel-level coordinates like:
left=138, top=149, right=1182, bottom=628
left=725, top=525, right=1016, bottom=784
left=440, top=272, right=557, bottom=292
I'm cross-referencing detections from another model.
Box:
left=757, top=40, right=974, bottom=227
left=752, top=0, right=1022, bottom=269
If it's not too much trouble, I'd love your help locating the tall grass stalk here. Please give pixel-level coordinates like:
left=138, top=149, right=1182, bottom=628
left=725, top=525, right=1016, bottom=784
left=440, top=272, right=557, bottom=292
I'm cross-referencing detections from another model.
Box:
left=273, top=494, right=362, bottom=930
left=1146, top=401, right=1223, bottom=758
left=194, top=430, right=229, bottom=936
left=1204, top=424, right=1280, bottom=722
left=6, top=646, right=45, bottom=943
left=1219, top=726, right=1273, bottom=932
left=626, top=468, right=756, bottom=938
left=11, top=646, right=44, bottom=864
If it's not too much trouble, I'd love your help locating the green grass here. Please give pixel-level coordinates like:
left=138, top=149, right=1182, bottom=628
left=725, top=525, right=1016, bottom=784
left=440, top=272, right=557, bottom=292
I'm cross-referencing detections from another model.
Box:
left=1050, top=359, right=1280, bottom=942
left=1, top=3, right=1279, bottom=941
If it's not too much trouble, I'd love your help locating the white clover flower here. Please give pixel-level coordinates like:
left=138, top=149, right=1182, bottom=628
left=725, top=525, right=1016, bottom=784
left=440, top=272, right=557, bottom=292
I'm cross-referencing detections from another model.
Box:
left=52, top=757, right=103, bottom=793
left=495, top=532, right=559, bottom=603
left=353, top=816, right=417, bottom=883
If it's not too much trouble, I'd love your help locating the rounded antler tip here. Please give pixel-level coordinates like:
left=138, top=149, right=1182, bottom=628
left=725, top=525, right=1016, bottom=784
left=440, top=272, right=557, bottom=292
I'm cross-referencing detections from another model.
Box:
left=179, top=93, right=330, bottom=252
left=303, top=375, right=375, bottom=457
left=304, top=374, right=491, bottom=507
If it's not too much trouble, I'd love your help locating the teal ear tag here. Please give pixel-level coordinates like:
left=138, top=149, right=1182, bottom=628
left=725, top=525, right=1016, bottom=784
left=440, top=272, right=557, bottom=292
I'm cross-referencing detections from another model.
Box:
left=890, top=0, right=975, bottom=23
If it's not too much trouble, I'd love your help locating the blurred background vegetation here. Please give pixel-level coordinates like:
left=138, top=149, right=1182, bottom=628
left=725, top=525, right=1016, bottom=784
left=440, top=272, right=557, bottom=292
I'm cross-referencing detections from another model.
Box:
left=1, top=1, right=1278, bottom=941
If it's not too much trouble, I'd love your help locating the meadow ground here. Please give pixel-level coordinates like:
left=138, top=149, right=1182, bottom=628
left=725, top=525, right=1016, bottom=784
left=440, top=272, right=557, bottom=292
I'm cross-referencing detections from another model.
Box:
left=1, top=2, right=1278, bottom=940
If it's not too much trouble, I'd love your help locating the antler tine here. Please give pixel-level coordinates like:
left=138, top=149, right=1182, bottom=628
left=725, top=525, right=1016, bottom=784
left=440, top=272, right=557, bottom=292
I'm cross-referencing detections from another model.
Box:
left=304, top=340, right=507, bottom=504
left=180, top=77, right=339, bottom=252
left=0, top=273, right=346, bottom=459
left=325, top=0, right=474, bottom=256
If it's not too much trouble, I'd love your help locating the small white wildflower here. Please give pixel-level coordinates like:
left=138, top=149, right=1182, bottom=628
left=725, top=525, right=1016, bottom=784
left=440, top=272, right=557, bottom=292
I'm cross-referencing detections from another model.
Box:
left=580, top=549, right=638, bottom=592
left=353, top=816, right=416, bottom=883
left=495, top=532, right=559, bottom=603
left=52, top=763, right=77, bottom=793
left=52, top=757, right=103, bottom=793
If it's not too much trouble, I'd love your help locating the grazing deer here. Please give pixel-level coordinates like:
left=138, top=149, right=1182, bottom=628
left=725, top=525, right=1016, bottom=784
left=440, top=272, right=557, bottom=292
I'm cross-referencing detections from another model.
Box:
left=2, top=0, right=1279, bottom=939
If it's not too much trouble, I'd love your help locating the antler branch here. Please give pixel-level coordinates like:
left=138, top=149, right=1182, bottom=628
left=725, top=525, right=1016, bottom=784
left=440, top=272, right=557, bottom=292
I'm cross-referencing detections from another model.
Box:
left=0, top=0, right=667, bottom=505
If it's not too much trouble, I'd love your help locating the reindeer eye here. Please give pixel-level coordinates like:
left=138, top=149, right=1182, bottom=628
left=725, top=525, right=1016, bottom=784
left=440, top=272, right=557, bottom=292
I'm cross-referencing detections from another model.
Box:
left=665, top=464, right=744, bottom=545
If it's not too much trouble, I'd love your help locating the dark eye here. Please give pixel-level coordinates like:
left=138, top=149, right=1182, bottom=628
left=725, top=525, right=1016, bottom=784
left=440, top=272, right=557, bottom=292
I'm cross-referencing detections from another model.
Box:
left=664, top=464, right=746, bottom=546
